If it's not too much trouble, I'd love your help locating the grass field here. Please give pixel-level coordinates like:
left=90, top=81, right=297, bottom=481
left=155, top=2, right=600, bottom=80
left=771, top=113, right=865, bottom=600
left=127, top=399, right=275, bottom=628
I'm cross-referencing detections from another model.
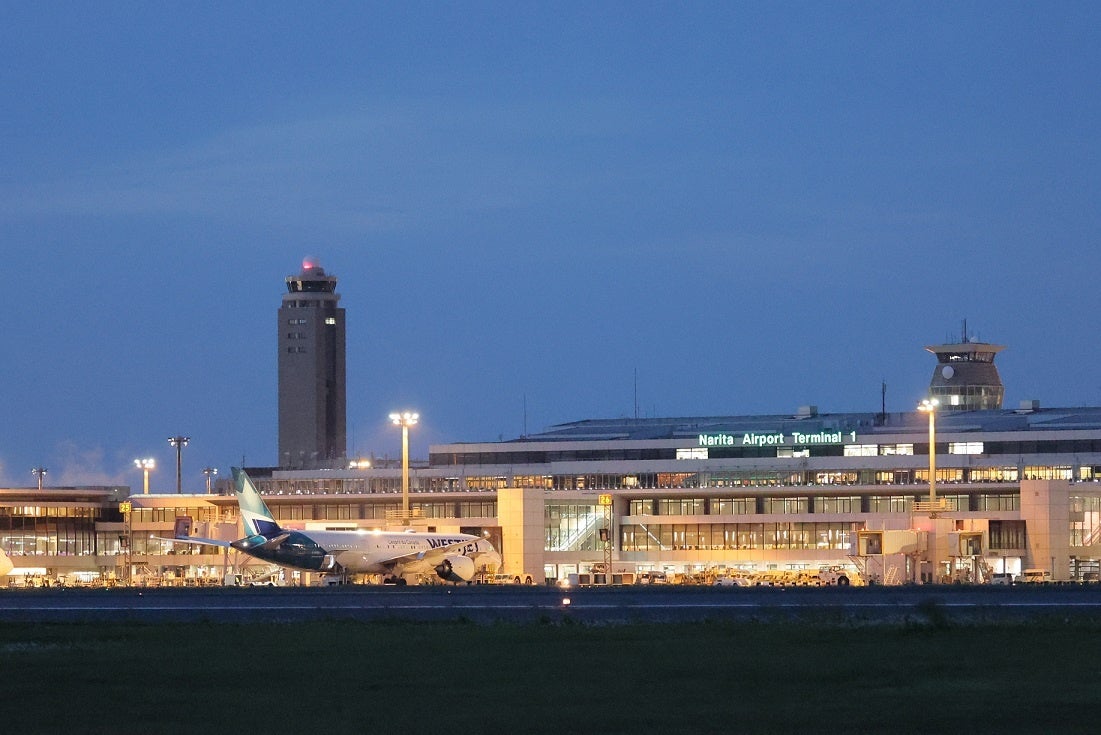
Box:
left=1, top=613, right=1098, bottom=734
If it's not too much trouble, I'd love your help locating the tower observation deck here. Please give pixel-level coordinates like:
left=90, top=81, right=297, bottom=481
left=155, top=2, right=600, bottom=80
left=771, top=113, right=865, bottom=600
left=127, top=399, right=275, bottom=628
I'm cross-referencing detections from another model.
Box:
left=925, top=325, right=1005, bottom=411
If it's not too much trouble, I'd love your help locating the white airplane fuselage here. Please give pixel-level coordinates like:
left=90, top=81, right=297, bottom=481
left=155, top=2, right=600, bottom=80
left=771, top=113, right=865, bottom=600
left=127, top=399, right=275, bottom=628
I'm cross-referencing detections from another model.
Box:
left=230, top=526, right=500, bottom=580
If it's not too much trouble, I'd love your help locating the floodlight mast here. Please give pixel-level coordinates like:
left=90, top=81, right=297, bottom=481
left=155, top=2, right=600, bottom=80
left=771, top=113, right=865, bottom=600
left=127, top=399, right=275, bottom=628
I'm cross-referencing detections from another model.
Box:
left=389, top=412, right=419, bottom=525
left=168, top=436, right=190, bottom=494
left=917, top=399, right=939, bottom=507
left=31, top=466, right=48, bottom=492
left=134, top=458, right=156, bottom=494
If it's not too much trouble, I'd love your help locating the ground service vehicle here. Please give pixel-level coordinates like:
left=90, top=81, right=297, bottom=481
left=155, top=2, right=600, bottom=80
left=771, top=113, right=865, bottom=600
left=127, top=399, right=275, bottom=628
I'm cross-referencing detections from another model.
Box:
left=1021, top=568, right=1051, bottom=584
left=751, top=570, right=793, bottom=586
left=486, top=572, right=535, bottom=585
left=817, top=566, right=857, bottom=586
left=713, top=574, right=750, bottom=587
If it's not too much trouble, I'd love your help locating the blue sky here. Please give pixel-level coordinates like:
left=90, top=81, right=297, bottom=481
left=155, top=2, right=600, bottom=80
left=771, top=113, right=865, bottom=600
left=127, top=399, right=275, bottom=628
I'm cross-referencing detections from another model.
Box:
left=2, top=3, right=1099, bottom=489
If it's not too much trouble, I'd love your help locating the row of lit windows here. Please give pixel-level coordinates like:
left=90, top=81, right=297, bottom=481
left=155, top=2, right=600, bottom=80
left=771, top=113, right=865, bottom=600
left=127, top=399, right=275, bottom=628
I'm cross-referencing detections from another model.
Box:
left=0, top=507, right=99, bottom=519
left=627, top=494, right=1021, bottom=515
left=127, top=507, right=219, bottom=524
left=620, top=523, right=853, bottom=552
left=258, top=465, right=1101, bottom=497
left=435, top=441, right=1101, bottom=465
left=268, top=500, right=498, bottom=522
left=843, top=442, right=984, bottom=457
left=1, top=530, right=97, bottom=556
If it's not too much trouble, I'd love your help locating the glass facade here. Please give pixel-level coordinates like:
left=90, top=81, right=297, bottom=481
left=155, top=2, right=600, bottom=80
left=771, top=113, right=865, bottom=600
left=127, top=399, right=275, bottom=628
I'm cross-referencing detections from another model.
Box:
left=545, top=502, right=600, bottom=552
left=620, top=522, right=853, bottom=552
left=0, top=506, right=99, bottom=556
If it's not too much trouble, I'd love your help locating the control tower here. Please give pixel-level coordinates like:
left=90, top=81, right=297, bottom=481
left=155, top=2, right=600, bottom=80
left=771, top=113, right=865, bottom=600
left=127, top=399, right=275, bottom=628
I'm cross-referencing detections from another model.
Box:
left=278, top=257, right=347, bottom=468
left=925, top=324, right=1005, bottom=411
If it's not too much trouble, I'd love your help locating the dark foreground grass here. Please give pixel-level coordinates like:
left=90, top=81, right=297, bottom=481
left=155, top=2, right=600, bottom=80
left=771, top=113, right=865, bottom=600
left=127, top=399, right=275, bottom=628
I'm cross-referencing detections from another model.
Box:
left=1, top=614, right=1098, bottom=734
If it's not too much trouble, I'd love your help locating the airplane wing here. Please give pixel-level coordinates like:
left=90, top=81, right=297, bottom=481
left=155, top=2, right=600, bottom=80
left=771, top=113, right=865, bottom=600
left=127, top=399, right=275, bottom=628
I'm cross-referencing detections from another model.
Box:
left=153, top=535, right=233, bottom=548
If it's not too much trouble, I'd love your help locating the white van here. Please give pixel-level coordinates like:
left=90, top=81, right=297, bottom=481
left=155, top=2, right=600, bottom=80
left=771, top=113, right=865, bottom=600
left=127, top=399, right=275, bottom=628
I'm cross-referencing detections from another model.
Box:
left=1021, top=568, right=1052, bottom=584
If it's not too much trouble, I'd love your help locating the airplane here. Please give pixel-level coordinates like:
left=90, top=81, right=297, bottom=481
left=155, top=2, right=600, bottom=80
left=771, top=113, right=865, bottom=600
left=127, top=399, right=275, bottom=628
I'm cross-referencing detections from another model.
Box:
left=171, top=468, right=501, bottom=584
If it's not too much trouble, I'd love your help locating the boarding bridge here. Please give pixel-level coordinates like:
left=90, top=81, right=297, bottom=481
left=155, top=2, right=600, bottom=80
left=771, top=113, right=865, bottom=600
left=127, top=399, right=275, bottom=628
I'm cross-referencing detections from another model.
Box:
left=947, top=531, right=991, bottom=583
left=850, top=530, right=926, bottom=585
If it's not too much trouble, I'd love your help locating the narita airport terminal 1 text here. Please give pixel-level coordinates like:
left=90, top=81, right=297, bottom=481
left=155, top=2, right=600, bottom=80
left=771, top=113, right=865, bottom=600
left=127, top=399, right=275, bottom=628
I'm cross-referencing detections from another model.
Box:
left=698, top=430, right=857, bottom=448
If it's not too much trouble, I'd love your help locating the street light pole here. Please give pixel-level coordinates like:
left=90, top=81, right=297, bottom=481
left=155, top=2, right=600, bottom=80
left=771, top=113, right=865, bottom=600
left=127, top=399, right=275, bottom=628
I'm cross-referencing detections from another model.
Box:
left=917, top=398, right=941, bottom=584
left=31, top=466, right=48, bottom=491
left=389, top=411, right=419, bottom=525
left=918, top=398, right=939, bottom=507
left=202, top=467, right=218, bottom=494
left=168, top=436, right=190, bottom=494
left=134, top=458, right=156, bottom=494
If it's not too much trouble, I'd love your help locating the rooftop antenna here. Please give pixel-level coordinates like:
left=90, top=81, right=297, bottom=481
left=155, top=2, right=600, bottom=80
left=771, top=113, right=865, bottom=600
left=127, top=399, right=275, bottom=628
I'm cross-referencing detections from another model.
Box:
left=522, top=393, right=528, bottom=437
left=962, top=317, right=970, bottom=343
left=634, top=368, right=639, bottom=420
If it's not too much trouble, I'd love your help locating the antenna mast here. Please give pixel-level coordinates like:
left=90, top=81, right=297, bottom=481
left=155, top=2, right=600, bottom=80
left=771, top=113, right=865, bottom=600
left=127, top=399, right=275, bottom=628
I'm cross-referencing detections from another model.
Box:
left=633, top=368, right=639, bottom=420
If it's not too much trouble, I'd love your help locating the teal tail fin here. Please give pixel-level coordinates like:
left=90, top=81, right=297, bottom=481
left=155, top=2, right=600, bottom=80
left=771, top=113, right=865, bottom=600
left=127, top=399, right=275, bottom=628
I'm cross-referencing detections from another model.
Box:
left=232, top=468, right=280, bottom=537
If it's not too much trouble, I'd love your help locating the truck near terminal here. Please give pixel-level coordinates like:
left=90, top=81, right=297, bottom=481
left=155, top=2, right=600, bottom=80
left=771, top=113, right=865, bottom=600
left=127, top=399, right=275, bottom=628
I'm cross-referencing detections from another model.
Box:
left=817, top=566, right=861, bottom=586
left=1020, top=568, right=1052, bottom=584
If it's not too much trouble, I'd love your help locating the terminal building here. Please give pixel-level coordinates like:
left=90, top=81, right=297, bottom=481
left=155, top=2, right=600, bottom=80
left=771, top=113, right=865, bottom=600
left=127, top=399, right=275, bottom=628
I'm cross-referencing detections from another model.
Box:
left=2, top=267, right=1098, bottom=588
left=5, top=334, right=1101, bottom=586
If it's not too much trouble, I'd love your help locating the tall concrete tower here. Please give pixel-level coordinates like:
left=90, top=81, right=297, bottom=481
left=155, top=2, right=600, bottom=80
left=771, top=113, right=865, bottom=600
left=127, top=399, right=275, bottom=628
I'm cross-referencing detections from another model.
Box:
left=925, top=322, right=1005, bottom=411
left=278, top=257, right=347, bottom=468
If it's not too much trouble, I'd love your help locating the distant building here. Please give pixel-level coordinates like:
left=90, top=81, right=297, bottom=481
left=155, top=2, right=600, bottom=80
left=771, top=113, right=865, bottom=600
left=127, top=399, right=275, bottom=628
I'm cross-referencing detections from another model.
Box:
left=277, top=257, right=346, bottom=469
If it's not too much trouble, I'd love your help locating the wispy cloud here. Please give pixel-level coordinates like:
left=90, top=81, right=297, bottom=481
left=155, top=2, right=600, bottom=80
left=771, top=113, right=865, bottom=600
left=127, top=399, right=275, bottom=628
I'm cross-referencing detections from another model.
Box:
left=0, top=441, right=131, bottom=489
left=0, top=99, right=643, bottom=233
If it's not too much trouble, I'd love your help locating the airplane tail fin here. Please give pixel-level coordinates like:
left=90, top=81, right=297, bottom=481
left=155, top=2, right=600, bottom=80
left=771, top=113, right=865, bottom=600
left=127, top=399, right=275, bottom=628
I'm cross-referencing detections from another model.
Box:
left=232, top=468, right=281, bottom=538
left=0, top=546, right=12, bottom=577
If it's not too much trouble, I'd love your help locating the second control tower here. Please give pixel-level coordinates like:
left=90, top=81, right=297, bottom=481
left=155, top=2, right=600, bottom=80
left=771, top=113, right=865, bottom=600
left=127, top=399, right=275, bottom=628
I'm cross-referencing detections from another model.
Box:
left=925, top=323, right=1005, bottom=411
left=278, top=257, right=347, bottom=468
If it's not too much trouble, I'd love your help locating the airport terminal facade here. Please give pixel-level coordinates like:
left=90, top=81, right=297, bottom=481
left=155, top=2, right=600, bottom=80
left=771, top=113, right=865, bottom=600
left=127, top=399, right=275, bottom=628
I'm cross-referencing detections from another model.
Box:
left=4, top=263, right=1099, bottom=586
left=6, top=402, right=1101, bottom=586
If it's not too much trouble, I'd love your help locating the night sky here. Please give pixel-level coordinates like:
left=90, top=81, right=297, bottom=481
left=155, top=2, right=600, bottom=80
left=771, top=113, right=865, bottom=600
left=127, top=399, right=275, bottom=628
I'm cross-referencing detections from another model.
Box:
left=2, top=3, right=1099, bottom=489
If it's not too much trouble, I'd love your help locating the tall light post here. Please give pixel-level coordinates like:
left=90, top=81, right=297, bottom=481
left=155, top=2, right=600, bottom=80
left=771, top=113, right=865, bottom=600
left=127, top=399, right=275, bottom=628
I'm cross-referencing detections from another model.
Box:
left=202, top=467, right=218, bottom=494
left=917, top=397, right=941, bottom=584
left=168, top=436, right=190, bottom=494
left=390, top=411, right=419, bottom=525
left=31, top=466, right=48, bottom=491
left=917, top=398, right=939, bottom=508
left=134, top=458, right=156, bottom=494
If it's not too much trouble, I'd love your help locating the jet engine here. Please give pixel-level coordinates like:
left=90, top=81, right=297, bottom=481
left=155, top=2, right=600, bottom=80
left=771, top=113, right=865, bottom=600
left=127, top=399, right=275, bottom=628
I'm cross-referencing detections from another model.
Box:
left=435, top=554, right=476, bottom=583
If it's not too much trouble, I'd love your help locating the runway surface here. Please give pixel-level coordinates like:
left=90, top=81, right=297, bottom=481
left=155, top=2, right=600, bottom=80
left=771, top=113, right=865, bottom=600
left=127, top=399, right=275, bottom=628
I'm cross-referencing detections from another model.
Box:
left=4, top=584, right=1101, bottom=624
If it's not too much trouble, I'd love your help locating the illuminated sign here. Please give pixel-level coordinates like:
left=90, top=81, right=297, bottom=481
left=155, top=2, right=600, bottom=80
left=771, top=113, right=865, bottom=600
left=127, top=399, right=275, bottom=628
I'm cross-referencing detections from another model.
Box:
left=698, top=430, right=857, bottom=447
left=119, top=501, right=132, bottom=514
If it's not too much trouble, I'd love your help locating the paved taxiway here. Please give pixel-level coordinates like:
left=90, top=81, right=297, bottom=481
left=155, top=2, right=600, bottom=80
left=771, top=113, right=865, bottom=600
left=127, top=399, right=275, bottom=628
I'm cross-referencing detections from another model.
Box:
left=4, top=584, right=1101, bottom=624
